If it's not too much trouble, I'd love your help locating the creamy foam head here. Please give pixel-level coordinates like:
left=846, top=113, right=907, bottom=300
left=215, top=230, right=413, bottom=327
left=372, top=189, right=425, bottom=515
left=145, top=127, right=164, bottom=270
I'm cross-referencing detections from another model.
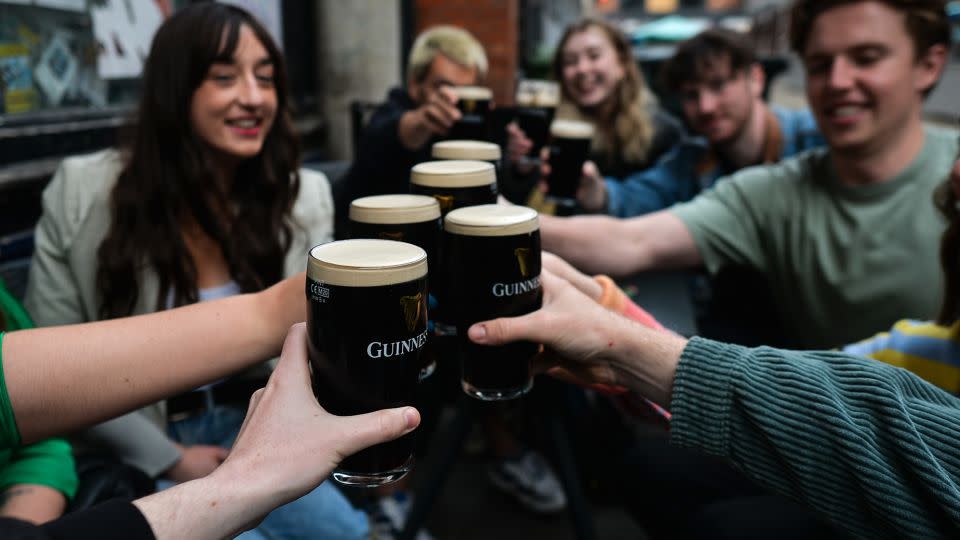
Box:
left=453, top=86, right=493, bottom=100
left=432, top=140, right=501, bottom=161
left=550, top=119, right=594, bottom=139
left=350, top=194, right=441, bottom=225
left=410, top=160, right=496, bottom=188
left=308, top=239, right=427, bottom=287
left=444, top=204, right=539, bottom=237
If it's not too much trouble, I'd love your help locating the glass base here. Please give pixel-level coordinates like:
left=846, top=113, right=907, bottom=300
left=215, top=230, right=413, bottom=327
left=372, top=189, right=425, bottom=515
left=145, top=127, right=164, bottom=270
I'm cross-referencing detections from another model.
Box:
left=419, top=360, right=437, bottom=381
left=332, top=456, right=413, bottom=488
left=461, top=378, right=533, bottom=401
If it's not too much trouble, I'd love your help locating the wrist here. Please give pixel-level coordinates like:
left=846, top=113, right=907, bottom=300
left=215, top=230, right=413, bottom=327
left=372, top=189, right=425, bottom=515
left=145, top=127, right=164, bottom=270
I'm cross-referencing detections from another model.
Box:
left=611, top=320, right=685, bottom=405
left=134, top=475, right=255, bottom=539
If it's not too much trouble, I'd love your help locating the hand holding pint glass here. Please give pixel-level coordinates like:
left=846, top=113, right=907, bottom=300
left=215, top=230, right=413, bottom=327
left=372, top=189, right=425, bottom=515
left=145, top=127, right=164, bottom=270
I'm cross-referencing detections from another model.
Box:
left=514, top=80, right=560, bottom=166
left=546, top=119, right=595, bottom=206
left=306, top=239, right=428, bottom=486
left=444, top=205, right=542, bottom=400
left=449, top=86, right=493, bottom=141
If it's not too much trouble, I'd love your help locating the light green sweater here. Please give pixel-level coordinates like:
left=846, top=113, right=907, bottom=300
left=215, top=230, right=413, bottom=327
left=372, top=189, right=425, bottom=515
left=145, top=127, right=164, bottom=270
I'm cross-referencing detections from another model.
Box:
left=671, top=337, right=960, bottom=539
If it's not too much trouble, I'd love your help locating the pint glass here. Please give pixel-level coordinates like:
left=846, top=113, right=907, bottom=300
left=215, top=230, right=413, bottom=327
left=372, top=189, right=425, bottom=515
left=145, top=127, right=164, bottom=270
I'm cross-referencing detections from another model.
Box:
left=547, top=119, right=594, bottom=205
left=450, top=86, right=493, bottom=141
left=349, top=195, right=441, bottom=380
left=443, top=205, right=542, bottom=400
left=306, top=239, right=428, bottom=486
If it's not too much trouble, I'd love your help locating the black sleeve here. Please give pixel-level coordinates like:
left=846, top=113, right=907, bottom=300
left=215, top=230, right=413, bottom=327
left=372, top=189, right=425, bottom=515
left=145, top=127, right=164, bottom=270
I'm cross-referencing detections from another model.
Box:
left=0, top=499, right=155, bottom=540
left=334, top=88, right=430, bottom=236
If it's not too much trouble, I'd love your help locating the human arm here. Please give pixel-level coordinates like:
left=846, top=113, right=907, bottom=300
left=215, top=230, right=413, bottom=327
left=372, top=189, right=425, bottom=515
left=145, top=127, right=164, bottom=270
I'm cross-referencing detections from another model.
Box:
left=3, top=272, right=307, bottom=447
left=539, top=210, right=701, bottom=278
left=603, top=144, right=707, bottom=218
left=0, top=439, right=76, bottom=523
left=0, top=324, right=419, bottom=539
left=506, top=122, right=534, bottom=166
left=397, top=86, right=460, bottom=151
left=470, top=272, right=960, bottom=539
left=0, top=485, right=66, bottom=524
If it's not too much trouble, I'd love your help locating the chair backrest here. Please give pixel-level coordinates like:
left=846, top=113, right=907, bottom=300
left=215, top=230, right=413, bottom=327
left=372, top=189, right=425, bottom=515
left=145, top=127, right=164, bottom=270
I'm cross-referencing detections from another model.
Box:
left=350, top=101, right=382, bottom=159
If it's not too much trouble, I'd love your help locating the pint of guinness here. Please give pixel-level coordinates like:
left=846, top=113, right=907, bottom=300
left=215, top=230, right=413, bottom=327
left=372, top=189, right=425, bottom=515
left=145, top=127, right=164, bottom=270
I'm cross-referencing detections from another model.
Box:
left=444, top=205, right=542, bottom=400
left=409, top=160, right=498, bottom=217
left=349, top=195, right=441, bottom=380
left=450, top=86, right=493, bottom=141
left=307, top=239, right=428, bottom=486
left=410, top=160, right=498, bottom=332
left=547, top=119, right=595, bottom=205
left=431, top=140, right=502, bottom=189
left=515, top=80, right=559, bottom=164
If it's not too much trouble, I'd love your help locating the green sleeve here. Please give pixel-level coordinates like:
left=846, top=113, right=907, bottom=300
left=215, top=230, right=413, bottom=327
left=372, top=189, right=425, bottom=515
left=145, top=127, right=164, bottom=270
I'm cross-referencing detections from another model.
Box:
left=669, top=164, right=789, bottom=274
left=0, top=332, right=20, bottom=449
left=670, top=337, right=960, bottom=539
left=0, top=438, right=78, bottom=499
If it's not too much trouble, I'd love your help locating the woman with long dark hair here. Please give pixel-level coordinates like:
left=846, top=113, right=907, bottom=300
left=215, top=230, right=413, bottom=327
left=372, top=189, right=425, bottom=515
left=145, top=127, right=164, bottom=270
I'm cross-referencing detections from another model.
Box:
left=25, top=4, right=369, bottom=538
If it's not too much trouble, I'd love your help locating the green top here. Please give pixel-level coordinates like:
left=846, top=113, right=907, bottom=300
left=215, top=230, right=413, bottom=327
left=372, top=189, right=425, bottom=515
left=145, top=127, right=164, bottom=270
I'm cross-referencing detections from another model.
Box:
left=671, top=127, right=958, bottom=349
left=0, top=278, right=78, bottom=499
left=671, top=337, right=960, bottom=539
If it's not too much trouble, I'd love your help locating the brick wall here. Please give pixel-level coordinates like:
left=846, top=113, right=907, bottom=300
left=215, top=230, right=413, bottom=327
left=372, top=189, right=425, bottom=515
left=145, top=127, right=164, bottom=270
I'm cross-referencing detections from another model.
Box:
left=414, top=0, right=519, bottom=105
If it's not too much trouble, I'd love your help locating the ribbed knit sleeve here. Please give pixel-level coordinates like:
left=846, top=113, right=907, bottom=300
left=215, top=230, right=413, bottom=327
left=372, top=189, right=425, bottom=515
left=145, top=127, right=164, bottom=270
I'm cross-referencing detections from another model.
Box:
left=669, top=337, right=960, bottom=539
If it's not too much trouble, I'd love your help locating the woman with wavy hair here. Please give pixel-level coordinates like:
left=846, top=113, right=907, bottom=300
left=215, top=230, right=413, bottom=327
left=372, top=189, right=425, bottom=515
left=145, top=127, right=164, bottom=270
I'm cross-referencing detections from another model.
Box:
left=25, top=3, right=369, bottom=539
left=508, top=17, right=684, bottom=209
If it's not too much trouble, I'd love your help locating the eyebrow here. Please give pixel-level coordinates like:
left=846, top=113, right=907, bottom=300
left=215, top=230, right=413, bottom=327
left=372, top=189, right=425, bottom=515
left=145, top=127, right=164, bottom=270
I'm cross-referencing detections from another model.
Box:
left=804, top=41, right=889, bottom=60
left=211, top=57, right=274, bottom=67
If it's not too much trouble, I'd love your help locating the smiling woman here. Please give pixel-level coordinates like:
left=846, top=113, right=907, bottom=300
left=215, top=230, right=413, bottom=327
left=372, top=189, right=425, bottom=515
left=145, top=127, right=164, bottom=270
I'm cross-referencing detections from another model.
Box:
left=23, top=3, right=371, bottom=540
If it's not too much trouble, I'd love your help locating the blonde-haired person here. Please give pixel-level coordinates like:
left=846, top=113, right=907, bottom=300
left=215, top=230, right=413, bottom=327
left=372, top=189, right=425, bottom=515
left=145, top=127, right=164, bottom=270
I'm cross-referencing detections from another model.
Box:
left=335, top=25, right=488, bottom=230
left=507, top=18, right=684, bottom=207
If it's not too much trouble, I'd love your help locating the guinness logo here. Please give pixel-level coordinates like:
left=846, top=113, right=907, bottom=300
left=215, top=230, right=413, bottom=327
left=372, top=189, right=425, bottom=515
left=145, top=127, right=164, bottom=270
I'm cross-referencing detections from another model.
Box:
left=514, top=248, right=531, bottom=278
left=435, top=195, right=454, bottom=212
left=400, top=292, right=424, bottom=333
left=463, top=99, right=476, bottom=113
left=379, top=231, right=404, bottom=241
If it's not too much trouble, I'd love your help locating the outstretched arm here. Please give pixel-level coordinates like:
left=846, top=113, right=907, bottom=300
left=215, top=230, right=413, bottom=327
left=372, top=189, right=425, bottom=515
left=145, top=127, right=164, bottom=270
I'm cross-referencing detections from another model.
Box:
left=469, top=272, right=960, bottom=538
left=4, top=273, right=306, bottom=445
left=539, top=210, right=701, bottom=278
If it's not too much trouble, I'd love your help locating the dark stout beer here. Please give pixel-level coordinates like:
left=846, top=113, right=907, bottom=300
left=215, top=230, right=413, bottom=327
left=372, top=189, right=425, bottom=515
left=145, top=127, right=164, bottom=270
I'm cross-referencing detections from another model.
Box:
left=450, top=86, right=493, bottom=141
left=410, top=160, right=498, bottom=331
left=515, top=80, right=559, bottom=163
left=306, top=239, right=428, bottom=486
left=547, top=119, right=594, bottom=204
left=409, top=160, right=498, bottom=217
left=444, top=205, right=542, bottom=400
left=349, top=195, right=441, bottom=380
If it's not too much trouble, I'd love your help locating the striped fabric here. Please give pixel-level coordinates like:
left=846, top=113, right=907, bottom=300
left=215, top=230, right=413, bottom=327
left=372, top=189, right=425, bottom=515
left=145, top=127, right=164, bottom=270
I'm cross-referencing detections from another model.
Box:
left=670, top=337, right=960, bottom=539
left=843, top=319, right=960, bottom=394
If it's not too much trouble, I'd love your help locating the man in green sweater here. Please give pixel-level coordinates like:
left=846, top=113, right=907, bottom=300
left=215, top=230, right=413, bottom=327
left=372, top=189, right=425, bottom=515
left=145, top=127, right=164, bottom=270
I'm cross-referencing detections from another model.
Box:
left=469, top=269, right=960, bottom=539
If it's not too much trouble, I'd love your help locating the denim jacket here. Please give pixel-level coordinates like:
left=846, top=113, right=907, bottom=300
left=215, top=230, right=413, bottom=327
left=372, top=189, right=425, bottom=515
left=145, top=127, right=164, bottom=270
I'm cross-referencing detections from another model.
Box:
left=604, top=106, right=824, bottom=218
